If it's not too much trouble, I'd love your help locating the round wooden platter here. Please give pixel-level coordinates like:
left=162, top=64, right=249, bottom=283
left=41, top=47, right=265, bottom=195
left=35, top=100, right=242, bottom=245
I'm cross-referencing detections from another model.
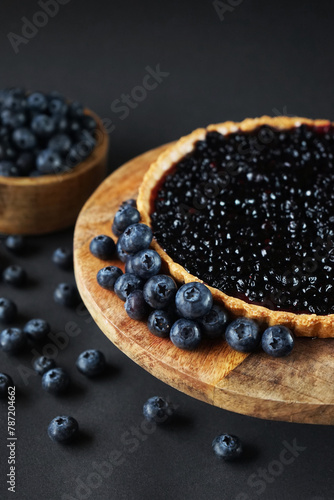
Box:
left=74, top=143, right=334, bottom=426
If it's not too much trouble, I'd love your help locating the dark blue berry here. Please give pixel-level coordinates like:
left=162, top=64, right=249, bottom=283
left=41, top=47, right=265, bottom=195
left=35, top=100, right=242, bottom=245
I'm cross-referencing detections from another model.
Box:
left=27, top=92, right=47, bottom=112
left=175, top=282, right=213, bottom=320
left=42, top=368, right=69, bottom=394
left=131, top=249, right=161, bottom=279
left=80, top=115, right=97, bottom=132
left=0, top=327, right=26, bottom=354
left=3, top=265, right=26, bottom=287
left=121, top=223, right=153, bottom=254
left=52, top=247, right=73, bottom=269
left=1, top=109, right=26, bottom=129
left=53, top=283, right=79, bottom=307
left=0, top=298, right=17, bottom=323
left=114, top=273, right=144, bottom=301
left=76, top=349, right=106, bottom=377
left=198, top=304, right=229, bottom=339
left=31, top=114, right=56, bottom=137
left=125, top=255, right=135, bottom=273
left=12, top=128, right=36, bottom=150
left=48, top=134, right=72, bottom=155
left=33, top=356, right=56, bottom=375
left=225, top=318, right=261, bottom=353
left=212, top=434, right=243, bottom=460
left=89, top=235, right=116, bottom=260
left=0, top=373, right=14, bottom=397
left=48, top=416, right=78, bottom=443
left=36, top=149, right=62, bottom=174
left=0, top=161, right=19, bottom=176
left=143, top=396, right=174, bottom=423
left=143, top=275, right=177, bottom=309
left=4, top=235, right=24, bottom=254
left=170, top=318, right=202, bottom=350
left=16, top=153, right=34, bottom=176
left=116, top=236, right=130, bottom=262
left=125, top=290, right=150, bottom=320
left=147, top=310, right=173, bottom=338
left=113, top=204, right=141, bottom=234
left=68, top=101, right=84, bottom=118
left=97, top=266, right=123, bottom=290
left=261, top=325, right=294, bottom=357
left=24, top=319, right=50, bottom=342
left=48, top=97, right=68, bottom=116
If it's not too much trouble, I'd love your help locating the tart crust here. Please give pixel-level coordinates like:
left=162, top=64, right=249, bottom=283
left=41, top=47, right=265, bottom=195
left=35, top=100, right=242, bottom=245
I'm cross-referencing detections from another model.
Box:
left=138, top=116, right=334, bottom=338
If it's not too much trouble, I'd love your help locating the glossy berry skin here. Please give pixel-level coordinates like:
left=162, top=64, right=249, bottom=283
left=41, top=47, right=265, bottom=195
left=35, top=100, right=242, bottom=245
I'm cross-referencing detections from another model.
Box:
left=131, top=249, right=161, bottom=279
left=113, top=204, right=141, bottom=234
left=27, top=92, right=47, bottom=112
left=52, top=247, right=73, bottom=269
left=48, top=134, right=72, bottom=155
left=53, top=283, right=78, bottom=307
left=0, top=327, right=26, bottom=354
left=12, top=127, right=36, bottom=150
left=48, top=416, right=79, bottom=443
left=0, top=161, right=19, bottom=177
left=31, top=114, right=56, bottom=137
left=120, top=223, right=153, bottom=254
left=0, top=373, right=14, bottom=397
left=97, top=266, right=123, bottom=291
left=114, top=273, right=144, bottom=301
left=212, top=434, right=243, bottom=461
left=261, top=325, right=294, bottom=357
left=4, top=235, right=24, bottom=254
left=198, top=304, right=229, bottom=339
left=3, top=265, right=26, bottom=287
left=76, top=349, right=106, bottom=377
left=175, top=282, right=213, bottom=320
left=147, top=310, right=173, bottom=338
left=225, top=318, right=261, bottom=353
left=125, top=290, right=150, bottom=320
left=0, top=298, right=17, bottom=323
left=36, top=149, right=62, bottom=174
left=170, top=318, right=202, bottom=350
left=116, top=237, right=130, bottom=262
left=24, top=319, right=50, bottom=343
left=33, top=356, right=56, bottom=375
left=42, top=368, right=69, bottom=394
left=143, top=275, right=177, bottom=309
left=124, top=255, right=135, bottom=273
left=143, top=396, right=174, bottom=423
left=89, top=235, right=116, bottom=260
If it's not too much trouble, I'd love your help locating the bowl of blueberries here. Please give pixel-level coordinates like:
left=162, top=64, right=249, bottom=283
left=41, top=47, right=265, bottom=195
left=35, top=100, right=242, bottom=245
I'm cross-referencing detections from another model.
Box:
left=0, top=87, right=109, bottom=235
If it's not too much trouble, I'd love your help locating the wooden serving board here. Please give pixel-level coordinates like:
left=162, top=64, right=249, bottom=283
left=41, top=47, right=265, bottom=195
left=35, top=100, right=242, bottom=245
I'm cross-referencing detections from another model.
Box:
left=74, top=143, right=334, bottom=425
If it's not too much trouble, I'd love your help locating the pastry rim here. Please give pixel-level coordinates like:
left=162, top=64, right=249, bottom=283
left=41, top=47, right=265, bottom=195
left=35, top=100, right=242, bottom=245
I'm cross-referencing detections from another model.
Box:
left=137, top=116, right=334, bottom=338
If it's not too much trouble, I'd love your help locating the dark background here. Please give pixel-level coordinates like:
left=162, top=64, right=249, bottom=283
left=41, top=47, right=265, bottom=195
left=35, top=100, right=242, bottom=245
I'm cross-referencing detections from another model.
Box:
left=0, top=1, right=334, bottom=499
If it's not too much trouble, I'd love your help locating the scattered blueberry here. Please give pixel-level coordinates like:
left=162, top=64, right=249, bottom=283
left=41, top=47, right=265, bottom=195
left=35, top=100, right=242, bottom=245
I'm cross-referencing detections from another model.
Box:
left=76, top=349, right=106, bottom=377
left=89, top=235, right=116, bottom=260
left=125, top=290, right=150, bottom=320
left=198, top=304, right=229, bottom=339
left=113, top=204, right=141, bottom=235
left=175, top=282, right=213, bottom=320
left=0, top=373, right=14, bottom=397
left=4, top=235, right=24, bottom=254
left=33, top=356, right=56, bottom=375
left=0, top=298, right=17, bottom=323
left=170, top=318, right=202, bottom=350
left=147, top=310, right=173, bottom=338
left=97, top=266, right=123, bottom=291
left=3, top=265, right=26, bottom=287
left=0, top=327, right=26, bottom=354
left=24, top=319, right=50, bottom=343
left=143, top=396, right=174, bottom=423
left=261, top=325, right=294, bottom=357
left=143, top=275, right=177, bottom=309
left=48, top=416, right=79, bottom=443
left=212, top=434, right=243, bottom=461
left=120, top=223, right=153, bottom=254
left=131, top=249, right=161, bottom=279
left=42, top=368, right=69, bottom=394
left=53, top=283, right=79, bottom=307
left=225, top=318, right=261, bottom=353
left=52, top=247, right=73, bottom=269
left=114, top=273, right=144, bottom=301
left=27, top=92, right=47, bottom=112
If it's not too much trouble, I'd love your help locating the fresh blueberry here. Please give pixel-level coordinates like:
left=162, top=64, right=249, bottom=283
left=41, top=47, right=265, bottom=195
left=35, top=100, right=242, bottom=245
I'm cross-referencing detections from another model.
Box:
left=125, top=290, right=150, bottom=320
left=26, top=92, right=47, bottom=112
left=89, top=235, right=116, bottom=260
left=131, top=249, right=161, bottom=279
left=0, top=161, right=19, bottom=177
left=113, top=204, right=141, bottom=234
left=16, top=152, right=34, bottom=176
left=76, top=349, right=106, bottom=377
left=48, top=134, right=72, bottom=155
left=12, top=128, right=36, bottom=150
left=175, top=282, right=213, bottom=320
left=48, top=416, right=79, bottom=443
left=147, top=310, right=173, bottom=338
left=80, top=114, right=97, bottom=133
left=212, top=434, right=243, bottom=460
left=261, top=325, right=294, bottom=357
left=0, top=298, right=17, bottom=323
left=42, top=368, right=69, bottom=394
left=0, top=327, right=26, bottom=354
left=31, top=114, right=56, bottom=137
left=143, top=396, right=174, bottom=423
left=198, top=304, right=229, bottom=339
left=36, top=149, right=62, bottom=174
left=120, top=223, right=153, bottom=254
left=52, top=247, right=73, bottom=269
left=48, top=96, right=68, bottom=116
left=53, top=283, right=79, bottom=307
left=121, top=198, right=137, bottom=208
left=68, top=101, right=84, bottom=118
left=97, top=266, right=123, bottom=290
left=0, top=373, right=14, bottom=397
left=4, top=235, right=24, bottom=254
left=2, top=92, right=26, bottom=111
left=33, top=356, right=56, bottom=375
left=114, top=273, right=144, bottom=301
left=24, top=319, right=50, bottom=343
left=125, top=255, right=135, bottom=273
left=3, top=265, right=26, bottom=287
left=116, top=236, right=130, bottom=262
left=143, top=275, right=177, bottom=309
left=225, top=318, right=261, bottom=353
left=1, top=109, right=26, bottom=129
left=170, top=318, right=202, bottom=350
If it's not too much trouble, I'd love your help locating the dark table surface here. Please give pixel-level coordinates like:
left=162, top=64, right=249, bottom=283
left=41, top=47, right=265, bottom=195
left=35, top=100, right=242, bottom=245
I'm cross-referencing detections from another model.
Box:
left=1, top=1, right=334, bottom=499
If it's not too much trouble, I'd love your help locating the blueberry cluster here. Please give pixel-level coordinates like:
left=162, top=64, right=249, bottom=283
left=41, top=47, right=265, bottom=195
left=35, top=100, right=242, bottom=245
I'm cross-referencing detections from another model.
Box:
left=0, top=87, right=97, bottom=177
left=151, top=124, right=334, bottom=315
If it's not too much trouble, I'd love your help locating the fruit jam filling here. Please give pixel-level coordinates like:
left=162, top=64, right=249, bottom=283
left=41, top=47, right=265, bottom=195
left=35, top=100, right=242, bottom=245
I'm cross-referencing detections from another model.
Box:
left=151, top=124, right=334, bottom=315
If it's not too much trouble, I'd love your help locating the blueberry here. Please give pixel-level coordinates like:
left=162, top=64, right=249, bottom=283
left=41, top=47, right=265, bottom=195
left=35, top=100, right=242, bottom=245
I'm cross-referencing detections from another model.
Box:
left=225, top=318, right=261, bottom=353
left=4, top=235, right=24, bottom=254
left=53, top=283, right=79, bottom=307
left=198, top=304, right=229, bottom=339
left=12, top=127, right=36, bottom=150
left=125, top=290, right=150, bottom=320
left=1, top=109, right=26, bottom=129
left=3, top=265, right=26, bottom=287
left=81, top=114, right=97, bottom=132
left=2, top=92, right=26, bottom=111
left=33, top=356, right=56, bottom=375
left=125, top=255, right=135, bottom=273
left=36, top=149, right=63, bottom=174
left=76, top=349, right=106, bottom=377
left=31, top=114, right=56, bottom=137
left=24, top=319, right=50, bottom=342
left=143, top=275, right=177, bottom=309
left=261, top=325, right=294, bottom=357
left=0, top=161, right=19, bottom=177
left=27, top=92, right=47, bottom=112
left=89, top=235, right=116, bottom=260
left=170, top=318, right=202, bottom=350
left=0, top=327, right=26, bottom=354
left=175, top=282, right=213, bottom=320
left=42, top=368, right=69, bottom=394
left=131, top=249, right=161, bottom=279
left=212, top=434, right=243, bottom=461
left=16, top=152, right=34, bottom=176
left=143, top=396, right=174, bottom=423
left=0, top=373, right=14, bottom=397
left=48, top=416, right=78, bottom=443
left=0, top=298, right=17, bottom=323
left=48, top=97, right=68, bottom=116
left=121, top=199, right=137, bottom=208
left=113, top=204, right=141, bottom=234
left=114, top=273, right=144, bottom=301
left=48, top=134, right=72, bottom=155
left=116, top=236, right=130, bottom=262
left=68, top=101, right=84, bottom=118
left=121, top=223, right=153, bottom=254
left=52, top=247, right=73, bottom=269
left=97, top=266, right=123, bottom=290
left=147, top=310, right=173, bottom=338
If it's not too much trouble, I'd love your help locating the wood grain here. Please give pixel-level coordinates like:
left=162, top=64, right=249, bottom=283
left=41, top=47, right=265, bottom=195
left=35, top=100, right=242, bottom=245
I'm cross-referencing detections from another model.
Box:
left=74, top=143, right=334, bottom=425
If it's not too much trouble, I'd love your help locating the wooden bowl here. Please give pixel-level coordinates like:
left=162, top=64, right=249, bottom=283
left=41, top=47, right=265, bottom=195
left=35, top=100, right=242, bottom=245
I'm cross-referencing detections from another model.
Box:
left=0, top=110, right=109, bottom=235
